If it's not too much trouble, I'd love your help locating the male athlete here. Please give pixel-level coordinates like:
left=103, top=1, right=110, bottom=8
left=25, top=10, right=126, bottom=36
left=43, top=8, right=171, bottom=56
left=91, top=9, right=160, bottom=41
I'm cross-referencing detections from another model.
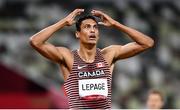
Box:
left=146, top=90, right=164, bottom=109
left=29, top=9, right=154, bottom=109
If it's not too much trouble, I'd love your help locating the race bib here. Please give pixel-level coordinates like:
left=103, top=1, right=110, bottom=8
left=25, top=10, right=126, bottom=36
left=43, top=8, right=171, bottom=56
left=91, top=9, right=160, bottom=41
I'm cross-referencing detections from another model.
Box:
left=78, top=78, right=108, bottom=97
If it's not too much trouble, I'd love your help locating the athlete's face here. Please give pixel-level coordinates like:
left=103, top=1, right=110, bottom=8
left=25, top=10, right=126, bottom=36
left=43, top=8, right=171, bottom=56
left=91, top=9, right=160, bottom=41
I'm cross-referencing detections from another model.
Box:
left=146, top=93, right=164, bottom=109
left=76, top=19, right=99, bottom=45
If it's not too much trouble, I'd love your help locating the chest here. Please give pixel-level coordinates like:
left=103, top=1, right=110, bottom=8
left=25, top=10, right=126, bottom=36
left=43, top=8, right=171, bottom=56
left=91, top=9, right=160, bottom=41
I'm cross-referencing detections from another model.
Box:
left=75, top=61, right=109, bottom=77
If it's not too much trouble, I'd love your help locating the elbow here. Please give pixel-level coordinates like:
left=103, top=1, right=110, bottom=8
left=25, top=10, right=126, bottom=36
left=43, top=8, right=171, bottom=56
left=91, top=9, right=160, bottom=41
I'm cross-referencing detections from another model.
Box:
left=147, top=39, right=154, bottom=48
left=29, top=37, right=39, bottom=48
left=29, top=37, right=35, bottom=47
left=143, top=38, right=155, bottom=49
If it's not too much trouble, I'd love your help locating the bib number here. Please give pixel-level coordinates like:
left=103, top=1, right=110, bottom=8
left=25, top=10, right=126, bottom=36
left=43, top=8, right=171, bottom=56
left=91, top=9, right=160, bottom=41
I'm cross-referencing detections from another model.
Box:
left=78, top=78, right=108, bottom=97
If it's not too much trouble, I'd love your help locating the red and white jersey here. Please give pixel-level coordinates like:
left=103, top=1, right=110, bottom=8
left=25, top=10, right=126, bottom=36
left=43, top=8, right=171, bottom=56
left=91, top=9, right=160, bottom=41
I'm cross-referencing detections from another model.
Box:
left=64, top=48, right=112, bottom=109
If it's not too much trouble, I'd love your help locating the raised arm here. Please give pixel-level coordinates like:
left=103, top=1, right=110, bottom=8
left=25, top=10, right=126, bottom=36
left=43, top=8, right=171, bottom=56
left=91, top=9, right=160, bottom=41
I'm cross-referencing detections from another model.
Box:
left=29, top=9, right=84, bottom=63
left=91, top=10, right=154, bottom=64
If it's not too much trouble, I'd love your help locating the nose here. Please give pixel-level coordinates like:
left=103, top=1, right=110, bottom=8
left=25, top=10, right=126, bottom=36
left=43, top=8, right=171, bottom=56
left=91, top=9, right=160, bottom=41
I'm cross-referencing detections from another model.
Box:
left=90, top=27, right=95, bottom=33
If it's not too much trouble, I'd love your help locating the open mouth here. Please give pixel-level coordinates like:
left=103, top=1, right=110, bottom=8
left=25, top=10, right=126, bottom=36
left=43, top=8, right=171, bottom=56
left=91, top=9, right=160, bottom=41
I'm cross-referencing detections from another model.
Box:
left=89, top=35, right=96, bottom=39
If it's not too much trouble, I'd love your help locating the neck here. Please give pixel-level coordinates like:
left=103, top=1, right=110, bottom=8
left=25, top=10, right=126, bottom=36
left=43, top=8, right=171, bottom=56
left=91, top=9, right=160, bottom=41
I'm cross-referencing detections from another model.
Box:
left=78, top=43, right=96, bottom=63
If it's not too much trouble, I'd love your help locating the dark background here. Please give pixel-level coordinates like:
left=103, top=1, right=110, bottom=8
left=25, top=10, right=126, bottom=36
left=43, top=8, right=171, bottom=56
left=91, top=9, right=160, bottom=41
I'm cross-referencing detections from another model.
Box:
left=0, top=0, right=180, bottom=108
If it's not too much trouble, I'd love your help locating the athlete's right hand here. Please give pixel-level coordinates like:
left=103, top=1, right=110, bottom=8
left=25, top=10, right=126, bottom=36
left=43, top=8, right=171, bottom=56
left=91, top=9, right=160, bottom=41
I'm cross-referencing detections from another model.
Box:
left=64, top=9, right=84, bottom=26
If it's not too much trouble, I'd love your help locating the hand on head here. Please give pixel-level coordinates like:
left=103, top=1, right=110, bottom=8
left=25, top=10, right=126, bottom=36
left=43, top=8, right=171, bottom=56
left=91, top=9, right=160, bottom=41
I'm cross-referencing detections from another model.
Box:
left=64, top=9, right=115, bottom=27
left=91, top=9, right=115, bottom=27
left=64, top=9, right=84, bottom=26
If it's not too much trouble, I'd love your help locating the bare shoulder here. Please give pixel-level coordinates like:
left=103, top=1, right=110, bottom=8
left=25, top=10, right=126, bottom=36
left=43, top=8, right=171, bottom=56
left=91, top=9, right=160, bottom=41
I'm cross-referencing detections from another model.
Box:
left=101, top=45, right=122, bottom=56
left=57, top=47, right=72, bottom=55
left=57, top=47, right=73, bottom=67
left=101, top=45, right=120, bottom=66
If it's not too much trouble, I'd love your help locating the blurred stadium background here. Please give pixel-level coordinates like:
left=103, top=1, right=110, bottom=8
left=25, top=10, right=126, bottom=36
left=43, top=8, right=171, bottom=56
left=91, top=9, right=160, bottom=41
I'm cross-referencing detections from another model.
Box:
left=0, top=0, right=180, bottom=109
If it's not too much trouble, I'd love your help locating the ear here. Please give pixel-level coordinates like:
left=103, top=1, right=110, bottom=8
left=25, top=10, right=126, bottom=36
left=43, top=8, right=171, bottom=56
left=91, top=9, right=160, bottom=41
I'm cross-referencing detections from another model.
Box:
left=75, top=31, right=80, bottom=39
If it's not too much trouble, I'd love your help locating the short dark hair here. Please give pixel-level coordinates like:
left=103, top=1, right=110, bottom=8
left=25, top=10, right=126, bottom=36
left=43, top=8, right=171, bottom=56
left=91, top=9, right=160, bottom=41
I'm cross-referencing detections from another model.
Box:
left=76, top=15, right=98, bottom=31
left=148, top=89, right=164, bottom=102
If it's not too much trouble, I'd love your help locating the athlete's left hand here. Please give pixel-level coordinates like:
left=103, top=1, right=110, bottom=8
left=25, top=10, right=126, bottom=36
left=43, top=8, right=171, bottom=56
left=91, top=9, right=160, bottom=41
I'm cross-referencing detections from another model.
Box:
left=91, top=9, right=116, bottom=27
